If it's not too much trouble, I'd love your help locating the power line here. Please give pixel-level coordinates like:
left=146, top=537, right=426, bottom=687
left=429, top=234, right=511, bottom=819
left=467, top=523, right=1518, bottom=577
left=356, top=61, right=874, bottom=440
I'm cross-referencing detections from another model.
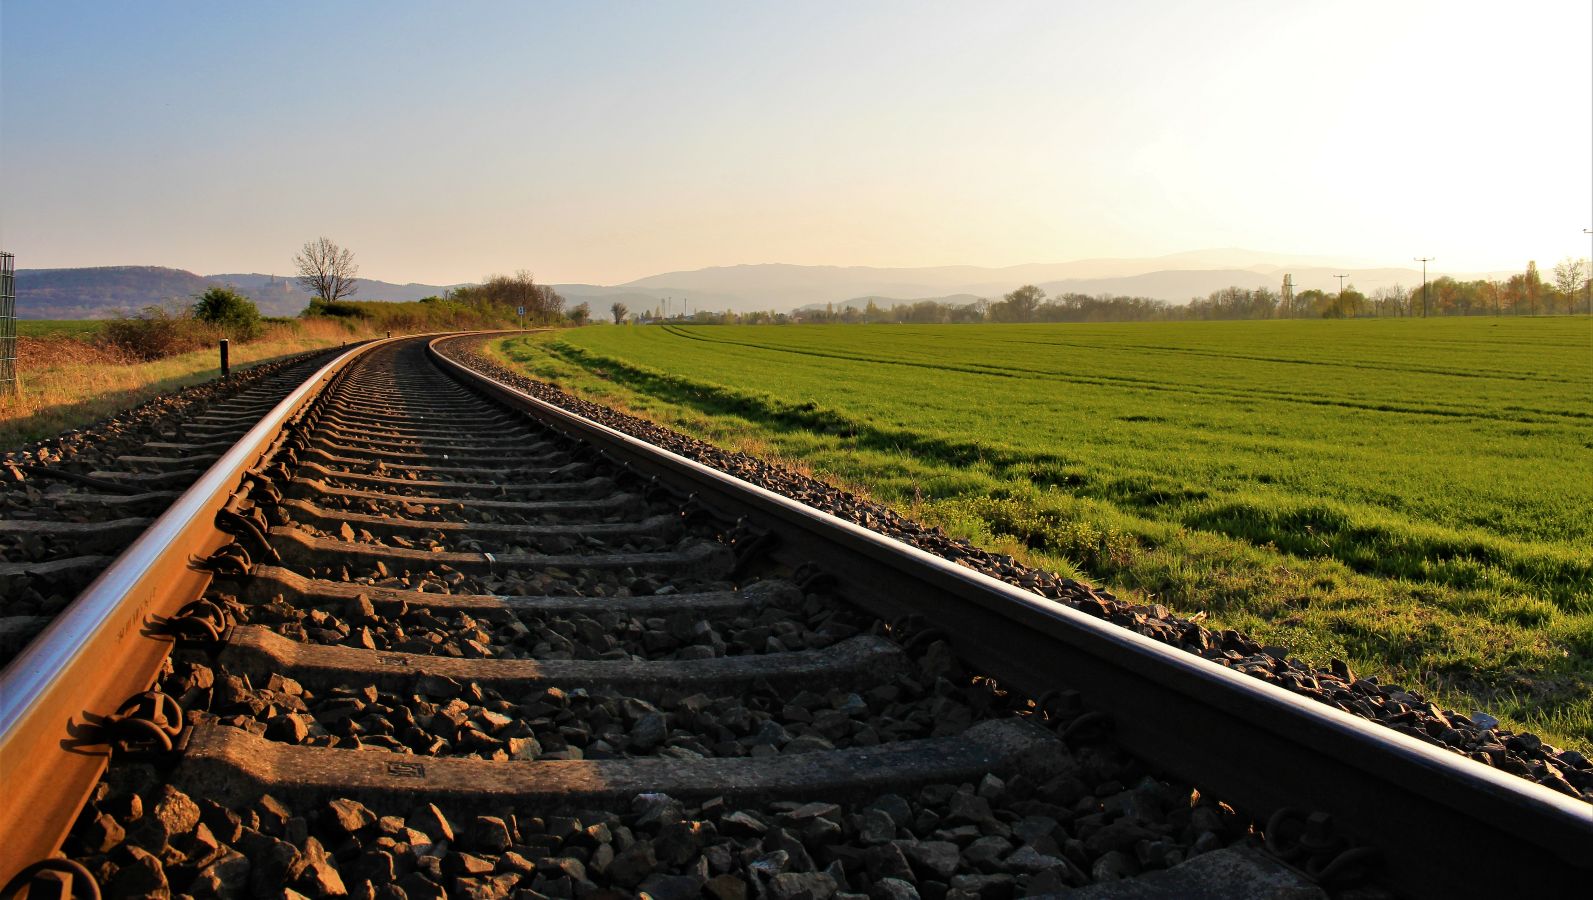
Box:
left=1414, top=257, right=1435, bottom=317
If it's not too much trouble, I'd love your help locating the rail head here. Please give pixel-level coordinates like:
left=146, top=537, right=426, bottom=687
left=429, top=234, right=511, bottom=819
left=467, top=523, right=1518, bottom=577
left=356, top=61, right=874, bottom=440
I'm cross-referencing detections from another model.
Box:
left=0, top=338, right=392, bottom=885
left=430, top=333, right=1593, bottom=898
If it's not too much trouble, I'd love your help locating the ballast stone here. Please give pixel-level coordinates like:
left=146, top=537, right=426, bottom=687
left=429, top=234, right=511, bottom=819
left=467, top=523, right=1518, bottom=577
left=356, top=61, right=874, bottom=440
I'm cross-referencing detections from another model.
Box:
left=1032, top=845, right=1325, bottom=899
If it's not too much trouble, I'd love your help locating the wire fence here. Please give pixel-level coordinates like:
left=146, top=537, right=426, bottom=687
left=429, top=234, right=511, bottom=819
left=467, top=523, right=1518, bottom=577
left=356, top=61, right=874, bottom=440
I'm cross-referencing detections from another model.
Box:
left=1, top=252, right=15, bottom=394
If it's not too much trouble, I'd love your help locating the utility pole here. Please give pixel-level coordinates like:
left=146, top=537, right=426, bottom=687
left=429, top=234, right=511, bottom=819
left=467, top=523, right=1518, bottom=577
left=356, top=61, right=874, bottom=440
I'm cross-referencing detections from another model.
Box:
left=1414, top=257, right=1434, bottom=317
left=1334, top=274, right=1349, bottom=295
left=1584, top=230, right=1592, bottom=315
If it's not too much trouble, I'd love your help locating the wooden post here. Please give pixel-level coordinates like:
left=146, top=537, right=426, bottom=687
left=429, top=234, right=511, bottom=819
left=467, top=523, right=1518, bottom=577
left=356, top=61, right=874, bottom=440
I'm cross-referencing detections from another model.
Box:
left=219, top=339, right=230, bottom=379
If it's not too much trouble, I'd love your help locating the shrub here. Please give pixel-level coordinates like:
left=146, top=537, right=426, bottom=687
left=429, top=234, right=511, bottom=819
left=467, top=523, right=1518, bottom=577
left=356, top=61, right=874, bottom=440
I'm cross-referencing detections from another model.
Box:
left=192, top=287, right=262, bottom=339
left=99, top=307, right=219, bottom=361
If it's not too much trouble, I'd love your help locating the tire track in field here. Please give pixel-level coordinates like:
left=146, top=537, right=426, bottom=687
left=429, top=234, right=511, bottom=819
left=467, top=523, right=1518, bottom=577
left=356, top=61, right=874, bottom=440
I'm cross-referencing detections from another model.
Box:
left=656, top=326, right=1592, bottom=425
left=989, top=336, right=1577, bottom=386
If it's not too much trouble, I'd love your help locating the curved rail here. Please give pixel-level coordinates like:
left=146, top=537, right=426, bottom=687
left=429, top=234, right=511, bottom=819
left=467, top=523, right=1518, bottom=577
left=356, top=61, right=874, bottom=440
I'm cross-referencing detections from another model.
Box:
left=428, top=333, right=1593, bottom=898
left=1, top=332, right=1586, bottom=897
left=0, top=338, right=389, bottom=885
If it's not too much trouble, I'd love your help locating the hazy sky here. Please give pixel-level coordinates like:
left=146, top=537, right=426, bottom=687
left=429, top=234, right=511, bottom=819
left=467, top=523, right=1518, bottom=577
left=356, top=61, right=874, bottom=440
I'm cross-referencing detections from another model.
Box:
left=2, top=1, right=1589, bottom=285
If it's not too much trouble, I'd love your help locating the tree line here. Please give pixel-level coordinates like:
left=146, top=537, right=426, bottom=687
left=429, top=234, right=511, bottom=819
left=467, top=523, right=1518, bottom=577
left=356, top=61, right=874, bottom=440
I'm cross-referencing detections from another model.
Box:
left=100, top=237, right=585, bottom=362
left=617, top=257, right=1591, bottom=326
left=294, top=238, right=577, bottom=330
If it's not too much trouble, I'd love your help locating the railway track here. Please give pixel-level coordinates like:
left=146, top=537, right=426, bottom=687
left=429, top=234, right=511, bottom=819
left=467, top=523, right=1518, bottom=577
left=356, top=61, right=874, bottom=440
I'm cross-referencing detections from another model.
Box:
left=0, top=347, right=344, bottom=667
left=0, top=335, right=1587, bottom=899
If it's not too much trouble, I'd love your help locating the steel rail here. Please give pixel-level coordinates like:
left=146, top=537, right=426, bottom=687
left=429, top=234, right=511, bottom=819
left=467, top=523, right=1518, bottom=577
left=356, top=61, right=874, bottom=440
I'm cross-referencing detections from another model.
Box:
left=0, top=339, right=388, bottom=886
left=429, top=334, right=1593, bottom=898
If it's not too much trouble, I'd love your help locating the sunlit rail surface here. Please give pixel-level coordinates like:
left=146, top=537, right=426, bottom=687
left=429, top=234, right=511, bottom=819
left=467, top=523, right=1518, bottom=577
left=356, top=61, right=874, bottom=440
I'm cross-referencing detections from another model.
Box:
left=0, top=334, right=1586, bottom=899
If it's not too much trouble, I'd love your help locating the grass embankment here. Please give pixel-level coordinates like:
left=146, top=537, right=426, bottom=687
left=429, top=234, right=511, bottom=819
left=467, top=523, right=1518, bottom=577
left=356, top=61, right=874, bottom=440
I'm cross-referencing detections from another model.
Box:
left=488, top=318, right=1593, bottom=752
left=1, top=318, right=364, bottom=447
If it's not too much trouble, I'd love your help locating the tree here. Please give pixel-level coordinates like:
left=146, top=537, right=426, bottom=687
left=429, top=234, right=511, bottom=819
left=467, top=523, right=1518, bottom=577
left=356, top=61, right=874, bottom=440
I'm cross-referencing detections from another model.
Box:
left=462, top=271, right=563, bottom=321
left=1372, top=285, right=1407, bottom=316
left=294, top=237, right=359, bottom=304
left=992, top=284, right=1045, bottom=322
left=611, top=301, right=628, bottom=324
left=1485, top=280, right=1503, bottom=316
left=1250, top=286, right=1281, bottom=318
left=1524, top=261, right=1544, bottom=315
left=1297, top=288, right=1330, bottom=317
left=192, top=286, right=261, bottom=337
left=568, top=302, right=591, bottom=325
left=1552, top=257, right=1590, bottom=315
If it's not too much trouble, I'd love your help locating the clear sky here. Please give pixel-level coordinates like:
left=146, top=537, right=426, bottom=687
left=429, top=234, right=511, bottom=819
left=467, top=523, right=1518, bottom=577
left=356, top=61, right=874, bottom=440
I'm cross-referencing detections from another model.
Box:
left=1, top=1, right=1589, bottom=285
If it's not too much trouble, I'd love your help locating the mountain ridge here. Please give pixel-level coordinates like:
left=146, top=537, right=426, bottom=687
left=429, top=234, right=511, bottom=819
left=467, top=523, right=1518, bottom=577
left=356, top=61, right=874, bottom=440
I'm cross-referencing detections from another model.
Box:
left=13, top=252, right=1517, bottom=319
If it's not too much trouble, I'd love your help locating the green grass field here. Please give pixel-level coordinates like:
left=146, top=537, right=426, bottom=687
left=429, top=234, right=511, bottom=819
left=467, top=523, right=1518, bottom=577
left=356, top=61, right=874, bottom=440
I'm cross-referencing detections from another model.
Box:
left=490, top=318, right=1593, bottom=751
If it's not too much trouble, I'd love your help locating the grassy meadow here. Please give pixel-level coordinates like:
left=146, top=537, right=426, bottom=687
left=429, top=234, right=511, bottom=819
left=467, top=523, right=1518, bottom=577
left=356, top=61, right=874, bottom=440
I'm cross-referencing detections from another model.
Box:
left=1, top=318, right=362, bottom=447
left=489, top=317, right=1593, bottom=751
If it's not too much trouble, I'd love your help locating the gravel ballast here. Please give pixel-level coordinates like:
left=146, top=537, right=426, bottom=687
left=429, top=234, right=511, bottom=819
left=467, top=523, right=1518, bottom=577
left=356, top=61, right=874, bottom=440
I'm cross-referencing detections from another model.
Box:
left=437, top=334, right=1592, bottom=803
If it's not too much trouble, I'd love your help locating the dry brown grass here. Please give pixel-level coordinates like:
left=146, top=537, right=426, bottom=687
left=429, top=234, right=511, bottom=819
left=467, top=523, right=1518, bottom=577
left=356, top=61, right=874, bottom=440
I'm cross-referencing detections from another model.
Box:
left=1, top=318, right=371, bottom=448
left=17, top=336, right=139, bottom=369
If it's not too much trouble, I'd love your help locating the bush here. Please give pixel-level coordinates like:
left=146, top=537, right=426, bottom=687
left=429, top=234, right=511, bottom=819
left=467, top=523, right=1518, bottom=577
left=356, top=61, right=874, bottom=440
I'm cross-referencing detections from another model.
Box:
left=454, top=271, right=564, bottom=323
left=99, top=307, right=219, bottom=361
left=192, top=287, right=262, bottom=338
left=303, top=295, right=527, bottom=332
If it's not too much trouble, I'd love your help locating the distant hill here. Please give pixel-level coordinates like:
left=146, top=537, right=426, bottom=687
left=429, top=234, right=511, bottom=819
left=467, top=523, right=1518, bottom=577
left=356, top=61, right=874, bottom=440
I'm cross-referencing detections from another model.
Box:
left=211, top=274, right=474, bottom=312
left=15, top=252, right=1518, bottom=320
left=1035, top=266, right=1503, bottom=300
left=14, top=266, right=473, bottom=319
left=795, top=268, right=1497, bottom=313
left=15, top=266, right=219, bottom=319
left=619, top=252, right=1511, bottom=311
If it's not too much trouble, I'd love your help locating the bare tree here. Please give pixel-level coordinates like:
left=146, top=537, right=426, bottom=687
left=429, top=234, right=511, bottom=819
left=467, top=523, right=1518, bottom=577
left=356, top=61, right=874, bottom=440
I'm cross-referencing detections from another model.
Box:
left=611, top=301, right=628, bottom=324
left=1371, top=285, right=1406, bottom=317
left=294, top=237, right=359, bottom=303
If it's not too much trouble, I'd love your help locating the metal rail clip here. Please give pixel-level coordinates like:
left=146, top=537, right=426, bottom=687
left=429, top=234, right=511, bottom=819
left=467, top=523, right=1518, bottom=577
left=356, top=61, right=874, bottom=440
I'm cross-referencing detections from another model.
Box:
left=164, top=598, right=233, bottom=647
left=1264, top=807, right=1381, bottom=887
left=215, top=493, right=280, bottom=564
left=101, top=689, right=186, bottom=756
left=0, top=857, right=100, bottom=900
left=195, top=541, right=253, bottom=577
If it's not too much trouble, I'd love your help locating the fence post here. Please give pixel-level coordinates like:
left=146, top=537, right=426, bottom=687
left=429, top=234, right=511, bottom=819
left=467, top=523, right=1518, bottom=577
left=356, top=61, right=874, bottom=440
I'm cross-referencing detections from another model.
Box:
left=219, top=339, right=230, bottom=379
left=0, top=252, right=15, bottom=395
